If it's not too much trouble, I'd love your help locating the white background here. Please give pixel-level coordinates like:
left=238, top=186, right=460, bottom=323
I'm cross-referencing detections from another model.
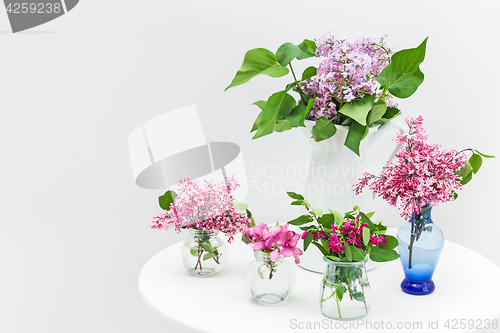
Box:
left=1, top=1, right=499, bottom=332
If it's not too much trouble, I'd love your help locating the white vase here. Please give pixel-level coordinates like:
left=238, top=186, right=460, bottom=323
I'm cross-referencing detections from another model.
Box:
left=296, top=120, right=406, bottom=273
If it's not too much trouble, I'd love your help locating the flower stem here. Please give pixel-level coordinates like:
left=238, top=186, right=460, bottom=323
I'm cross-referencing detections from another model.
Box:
left=335, top=289, right=342, bottom=319
left=289, top=63, right=305, bottom=102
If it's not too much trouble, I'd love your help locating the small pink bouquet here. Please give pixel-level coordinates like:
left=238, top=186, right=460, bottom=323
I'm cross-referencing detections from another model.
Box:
left=152, top=177, right=251, bottom=242
left=245, top=223, right=303, bottom=264
left=152, top=177, right=251, bottom=275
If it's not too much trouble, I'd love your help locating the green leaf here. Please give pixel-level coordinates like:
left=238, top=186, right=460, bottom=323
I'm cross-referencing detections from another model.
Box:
left=325, top=255, right=340, bottom=262
left=377, top=37, right=428, bottom=98
left=158, top=190, right=177, bottom=210
left=203, top=253, right=216, bottom=261
left=250, top=110, right=263, bottom=133
left=328, top=209, right=345, bottom=226
left=350, top=245, right=365, bottom=261
left=362, top=227, right=370, bottom=246
left=287, top=191, right=304, bottom=200
left=232, top=201, right=248, bottom=210
left=252, top=91, right=296, bottom=139
left=311, top=207, right=324, bottom=218
left=301, top=66, right=317, bottom=81
left=311, top=117, right=337, bottom=142
left=366, top=212, right=375, bottom=219
left=374, top=107, right=400, bottom=125
left=469, top=153, right=482, bottom=174
left=317, top=214, right=334, bottom=229
left=461, top=173, right=473, bottom=185
left=367, top=100, right=387, bottom=125
left=290, top=200, right=303, bottom=206
left=351, top=291, right=365, bottom=302
left=344, top=121, right=369, bottom=156
left=276, top=40, right=316, bottom=67
left=378, top=235, right=399, bottom=250
left=369, top=246, right=400, bottom=262
left=455, top=160, right=473, bottom=179
left=286, top=98, right=313, bottom=127
left=475, top=150, right=495, bottom=159
left=252, top=100, right=266, bottom=110
left=337, top=94, right=376, bottom=126
left=311, top=241, right=330, bottom=256
left=335, top=285, right=346, bottom=302
left=202, top=242, right=213, bottom=253
left=257, top=265, right=264, bottom=279
left=344, top=244, right=352, bottom=261
left=189, top=248, right=198, bottom=257
left=303, top=232, right=314, bottom=251
left=274, top=119, right=295, bottom=132
left=287, top=215, right=313, bottom=226
left=298, top=39, right=317, bottom=56
left=226, top=48, right=289, bottom=90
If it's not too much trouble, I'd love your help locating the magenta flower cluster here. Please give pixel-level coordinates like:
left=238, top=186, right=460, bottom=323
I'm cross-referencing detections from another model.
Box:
left=152, top=177, right=251, bottom=242
left=355, top=116, right=467, bottom=219
left=245, top=223, right=303, bottom=263
left=301, top=33, right=395, bottom=121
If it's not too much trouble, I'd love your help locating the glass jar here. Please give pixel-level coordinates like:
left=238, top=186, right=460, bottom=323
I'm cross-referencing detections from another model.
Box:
left=244, top=251, right=296, bottom=305
left=397, top=204, right=443, bottom=295
left=180, top=229, right=227, bottom=276
left=320, top=256, right=370, bottom=320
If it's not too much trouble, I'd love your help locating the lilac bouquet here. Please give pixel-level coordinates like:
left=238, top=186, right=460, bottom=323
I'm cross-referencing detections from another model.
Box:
left=152, top=177, right=251, bottom=273
left=355, top=116, right=493, bottom=266
left=152, top=177, right=251, bottom=242
left=226, top=32, right=428, bottom=155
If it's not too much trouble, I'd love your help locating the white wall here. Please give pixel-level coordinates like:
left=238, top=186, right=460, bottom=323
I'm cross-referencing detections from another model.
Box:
left=1, top=1, right=498, bottom=332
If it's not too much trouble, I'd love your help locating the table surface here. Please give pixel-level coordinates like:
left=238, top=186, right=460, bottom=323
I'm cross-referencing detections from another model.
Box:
left=139, top=230, right=500, bottom=333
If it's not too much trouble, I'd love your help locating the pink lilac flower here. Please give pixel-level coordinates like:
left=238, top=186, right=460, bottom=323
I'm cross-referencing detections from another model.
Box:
left=246, top=223, right=303, bottom=263
left=151, top=177, right=251, bottom=242
left=354, top=116, right=467, bottom=219
left=302, top=33, right=396, bottom=121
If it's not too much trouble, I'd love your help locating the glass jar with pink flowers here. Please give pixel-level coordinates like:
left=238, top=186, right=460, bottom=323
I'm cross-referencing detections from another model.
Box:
left=243, top=223, right=302, bottom=305
left=286, top=193, right=400, bottom=319
left=151, top=177, right=251, bottom=276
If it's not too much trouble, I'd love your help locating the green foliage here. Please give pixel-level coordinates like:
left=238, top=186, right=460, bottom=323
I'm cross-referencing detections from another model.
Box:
left=303, top=232, right=314, bottom=251
left=158, top=190, right=177, bottom=210
left=311, top=117, right=337, bottom=142
left=252, top=91, right=296, bottom=139
left=286, top=98, right=314, bottom=127
left=344, top=121, right=369, bottom=156
left=287, top=191, right=304, bottom=200
left=287, top=215, right=313, bottom=226
left=455, top=150, right=495, bottom=189
left=337, top=94, right=376, bottom=126
left=276, top=40, right=316, bottom=67
left=225, top=48, right=289, bottom=90
left=369, top=246, right=400, bottom=262
left=377, top=37, right=428, bottom=98
left=232, top=201, right=248, bottom=210
left=302, top=66, right=317, bottom=80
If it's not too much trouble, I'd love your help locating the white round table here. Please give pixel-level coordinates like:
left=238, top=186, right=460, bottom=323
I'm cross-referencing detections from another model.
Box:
left=139, top=232, right=500, bottom=333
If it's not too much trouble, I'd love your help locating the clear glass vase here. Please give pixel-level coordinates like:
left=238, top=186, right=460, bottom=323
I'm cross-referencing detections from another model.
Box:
left=397, top=204, right=443, bottom=295
left=180, top=229, right=227, bottom=276
left=320, top=257, right=370, bottom=320
left=244, top=251, right=296, bottom=305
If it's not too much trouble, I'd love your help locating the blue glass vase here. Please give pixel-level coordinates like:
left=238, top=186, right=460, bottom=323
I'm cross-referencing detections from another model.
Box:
left=396, top=205, right=443, bottom=295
